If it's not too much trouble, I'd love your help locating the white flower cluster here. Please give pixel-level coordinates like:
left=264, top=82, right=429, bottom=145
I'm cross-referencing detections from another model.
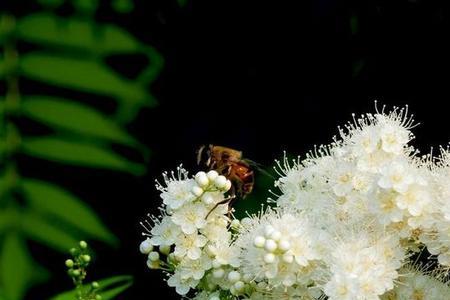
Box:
left=140, top=167, right=235, bottom=295
left=323, top=231, right=404, bottom=300
left=381, top=264, right=450, bottom=300
left=141, top=106, right=450, bottom=299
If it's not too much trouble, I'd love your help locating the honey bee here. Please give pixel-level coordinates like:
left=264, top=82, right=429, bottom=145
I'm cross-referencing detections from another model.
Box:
left=197, top=144, right=255, bottom=218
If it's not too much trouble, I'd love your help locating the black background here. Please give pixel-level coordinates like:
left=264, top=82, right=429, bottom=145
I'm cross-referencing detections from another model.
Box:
left=2, top=0, right=450, bottom=299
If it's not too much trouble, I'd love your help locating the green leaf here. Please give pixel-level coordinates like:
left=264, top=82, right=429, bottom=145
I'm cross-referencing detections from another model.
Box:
left=21, top=178, right=117, bottom=245
left=95, top=275, right=132, bottom=288
left=100, top=280, right=133, bottom=299
left=0, top=234, right=34, bottom=300
left=0, top=168, right=18, bottom=205
left=21, top=212, right=80, bottom=252
left=20, top=53, right=154, bottom=107
left=0, top=205, right=21, bottom=232
left=0, top=212, right=13, bottom=233
left=112, top=0, right=134, bottom=14
left=21, top=96, right=136, bottom=146
left=72, top=0, right=99, bottom=15
left=96, top=275, right=133, bottom=300
left=17, top=13, right=140, bottom=54
left=51, top=275, right=132, bottom=300
left=21, top=137, right=145, bottom=175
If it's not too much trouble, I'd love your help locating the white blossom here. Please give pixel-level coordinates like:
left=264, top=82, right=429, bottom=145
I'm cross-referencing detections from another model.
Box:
left=324, top=231, right=404, bottom=300
left=384, top=267, right=450, bottom=300
left=378, top=160, right=414, bottom=194
left=171, top=202, right=208, bottom=235
left=149, top=216, right=181, bottom=247
left=157, top=168, right=197, bottom=210
left=174, top=233, right=207, bottom=260
left=167, top=271, right=199, bottom=295
left=177, top=254, right=212, bottom=280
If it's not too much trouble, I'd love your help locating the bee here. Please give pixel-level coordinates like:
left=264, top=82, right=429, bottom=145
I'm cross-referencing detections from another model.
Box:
left=197, top=145, right=255, bottom=218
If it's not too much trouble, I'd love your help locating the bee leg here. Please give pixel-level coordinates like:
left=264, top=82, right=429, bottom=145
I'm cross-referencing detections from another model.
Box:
left=229, top=183, right=236, bottom=198
left=226, top=196, right=238, bottom=219
left=205, top=196, right=235, bottom=220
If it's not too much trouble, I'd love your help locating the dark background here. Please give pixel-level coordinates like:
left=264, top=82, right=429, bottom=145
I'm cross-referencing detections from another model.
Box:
left=3, top=0, right=450, bottom=299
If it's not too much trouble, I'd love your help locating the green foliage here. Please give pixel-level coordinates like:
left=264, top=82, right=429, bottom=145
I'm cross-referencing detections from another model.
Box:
left=16, top=12, right=162, bottom=123
left=0, top=234, right=48, bottom=300
left=51, top=241, right=131, bottom=300
left=17, top=13, right=140, bottom=54
left=52, top=275, right=133, bottom=300
left=21, top=137, right=145, bottom=174
left=112, top=0, right=134, bottom=14
left=0, top=234, right=32, bottom=300
left=0, top=0, right=163, bottom=298
left=21, top=97, right=136, bottom=145
left=21, top=212, right=83, bottom=253
left=21, top=179, right=117, bottom=245
left=20, top=53, right=154, bottom=117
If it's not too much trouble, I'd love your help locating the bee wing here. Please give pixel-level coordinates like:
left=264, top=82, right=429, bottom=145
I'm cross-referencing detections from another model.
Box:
left=243, top=159, right=275, bottom=179
left=196, top=145, right=206, bottom=165
left=196, top=144, right=212, bottom=166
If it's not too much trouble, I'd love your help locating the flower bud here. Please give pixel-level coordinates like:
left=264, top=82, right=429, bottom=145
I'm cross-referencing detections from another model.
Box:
left=234, top=281, right=245, bottom=292
left=230, top=219, right=240, bottom=229
left=195, top=171, right=209, bottom=187
left=147, top=259, right=160, bottom=269
left=224, top=179, right=232, bottom=192
left=148, top=251, right=160, bottom=262
left=139, top=239, right=153, bottom=254
left=192, top=186, right=204, bottom=197
left=207, top=170, right=219, bottom=181
left=82, top=255, right=91, bottom=263
left=214, top=175, right=228, bottom=189
left=159, top=245, right=171, bottom=255
left=264, top=239, right=277, bottom=252
left=213, top=268, right=224, bottom=278
left=65, top=259, right=74, bottom=268
left=253, top=236, right=266, bottom=248
left=278, top=240, right=291, bottom=252
left=228, top=271, right=241, bottom=283
left=269, top=230, right=282, bottom=241
left=264, top=253, right=275, bottom=264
